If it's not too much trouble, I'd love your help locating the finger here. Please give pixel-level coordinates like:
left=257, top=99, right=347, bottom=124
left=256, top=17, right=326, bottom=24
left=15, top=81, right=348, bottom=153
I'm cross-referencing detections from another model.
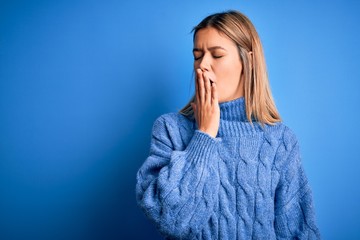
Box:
left=194, top=71, right=201, bottom=106
left=196, top=68, right=205, bottom=103
left=194, top=70, right=199, bottom=102
left=211, top=82, right=218, bottom=105
left=203, top=71, right=211, bottom=104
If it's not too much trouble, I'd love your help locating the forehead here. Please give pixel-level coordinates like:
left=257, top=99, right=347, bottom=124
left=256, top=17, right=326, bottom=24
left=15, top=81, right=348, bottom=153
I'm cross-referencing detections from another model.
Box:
left=194, top=27, right=235, bottom=48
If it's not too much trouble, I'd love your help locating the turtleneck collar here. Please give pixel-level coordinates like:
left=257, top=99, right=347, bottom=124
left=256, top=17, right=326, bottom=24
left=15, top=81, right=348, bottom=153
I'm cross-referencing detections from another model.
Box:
left=219, top=96, right=248, bottom=122
left=217, top=96, right=265, bottom=136
left=189, top=96, right=268, bottom=137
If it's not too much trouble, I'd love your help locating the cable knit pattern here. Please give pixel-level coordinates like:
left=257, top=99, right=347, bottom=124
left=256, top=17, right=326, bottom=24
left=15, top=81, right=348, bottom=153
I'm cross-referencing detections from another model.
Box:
left=136, top=97, right=321, bottom=240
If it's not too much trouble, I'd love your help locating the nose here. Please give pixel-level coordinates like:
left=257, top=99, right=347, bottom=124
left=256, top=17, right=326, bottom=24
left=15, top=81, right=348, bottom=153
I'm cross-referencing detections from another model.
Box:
left=199, top=54, right=210, bottom=71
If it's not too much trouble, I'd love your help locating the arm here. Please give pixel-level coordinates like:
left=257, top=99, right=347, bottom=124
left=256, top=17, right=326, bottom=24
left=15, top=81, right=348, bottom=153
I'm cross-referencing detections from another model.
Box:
left=136, top=115, right=220, bottom=239
left=274, top=130, right=321, bottom=239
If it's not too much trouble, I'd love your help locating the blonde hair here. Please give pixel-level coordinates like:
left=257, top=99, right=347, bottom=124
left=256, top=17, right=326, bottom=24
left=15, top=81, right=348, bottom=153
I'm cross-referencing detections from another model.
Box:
left=179, top=10, right=281, bottom=126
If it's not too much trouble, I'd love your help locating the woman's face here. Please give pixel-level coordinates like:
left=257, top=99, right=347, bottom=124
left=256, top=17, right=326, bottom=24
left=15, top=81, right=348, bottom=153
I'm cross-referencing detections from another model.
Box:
left=193, top=27, right=244, bottom=103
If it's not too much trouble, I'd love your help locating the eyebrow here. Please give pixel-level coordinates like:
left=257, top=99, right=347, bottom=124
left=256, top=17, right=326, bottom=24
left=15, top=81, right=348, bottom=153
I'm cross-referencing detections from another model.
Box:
left=192, top=46, right=227, bottom=52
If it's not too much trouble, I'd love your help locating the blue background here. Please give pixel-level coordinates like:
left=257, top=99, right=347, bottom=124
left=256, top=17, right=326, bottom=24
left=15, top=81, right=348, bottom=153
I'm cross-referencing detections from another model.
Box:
left=1, top=0, right=359, bottom=239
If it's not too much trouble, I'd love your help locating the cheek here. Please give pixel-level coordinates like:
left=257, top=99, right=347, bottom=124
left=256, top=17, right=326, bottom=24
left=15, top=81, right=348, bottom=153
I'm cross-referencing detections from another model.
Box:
left=214, top=62, right=243, bottom=96
left=214, top=60, right=241, bottom=83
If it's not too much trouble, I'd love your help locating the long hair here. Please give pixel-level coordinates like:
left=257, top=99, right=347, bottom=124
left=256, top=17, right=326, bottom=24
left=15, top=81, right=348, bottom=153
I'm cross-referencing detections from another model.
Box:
left=179, top=10, right=281, bottom=126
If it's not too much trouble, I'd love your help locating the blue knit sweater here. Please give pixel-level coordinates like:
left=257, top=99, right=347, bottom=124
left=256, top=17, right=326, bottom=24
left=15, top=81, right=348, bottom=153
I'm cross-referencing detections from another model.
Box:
left=136, top=97, right=321, bottom=239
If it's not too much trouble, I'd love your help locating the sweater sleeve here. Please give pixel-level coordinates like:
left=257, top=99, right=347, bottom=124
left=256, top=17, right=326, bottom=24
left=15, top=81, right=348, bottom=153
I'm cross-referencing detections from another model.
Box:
left=274, top=130, right=321, bottom=239
left=136, top=115, right=220, bottom=239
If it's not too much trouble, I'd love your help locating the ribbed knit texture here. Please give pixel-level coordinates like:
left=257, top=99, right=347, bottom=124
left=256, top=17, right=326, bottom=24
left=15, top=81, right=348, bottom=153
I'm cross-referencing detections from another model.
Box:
left=136, top=97, right=321, bottom=240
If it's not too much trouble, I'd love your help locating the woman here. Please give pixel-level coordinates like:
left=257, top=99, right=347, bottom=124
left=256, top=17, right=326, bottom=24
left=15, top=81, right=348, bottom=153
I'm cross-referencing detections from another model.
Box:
left=136, top=10, right=321, bottom=239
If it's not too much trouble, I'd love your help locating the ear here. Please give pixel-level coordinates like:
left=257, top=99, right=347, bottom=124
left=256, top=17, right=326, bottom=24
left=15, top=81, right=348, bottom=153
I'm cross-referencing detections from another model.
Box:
left=248, top=51, right=253, bottom=70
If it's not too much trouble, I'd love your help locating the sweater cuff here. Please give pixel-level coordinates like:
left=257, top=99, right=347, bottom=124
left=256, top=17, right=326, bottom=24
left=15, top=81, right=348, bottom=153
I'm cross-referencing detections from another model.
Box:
left=185, top=130, right=218, bottom=162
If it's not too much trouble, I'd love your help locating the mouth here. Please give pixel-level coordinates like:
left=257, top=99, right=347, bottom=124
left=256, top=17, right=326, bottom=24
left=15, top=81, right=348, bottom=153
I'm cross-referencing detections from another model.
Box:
left=209, top=79, right=214, bottom=86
